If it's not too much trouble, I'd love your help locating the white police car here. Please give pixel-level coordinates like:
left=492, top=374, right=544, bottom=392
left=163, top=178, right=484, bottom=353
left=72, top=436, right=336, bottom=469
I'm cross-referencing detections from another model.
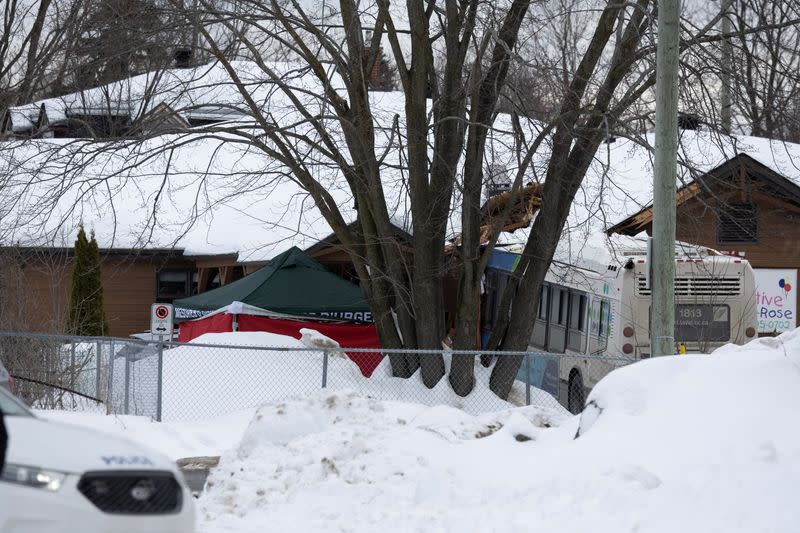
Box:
left=0, top=388, right=195, bottom=532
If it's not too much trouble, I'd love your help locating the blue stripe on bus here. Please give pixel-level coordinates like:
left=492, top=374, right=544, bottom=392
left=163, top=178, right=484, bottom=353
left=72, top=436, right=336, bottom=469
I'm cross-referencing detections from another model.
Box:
left=516, top=355, right=560, bottom=398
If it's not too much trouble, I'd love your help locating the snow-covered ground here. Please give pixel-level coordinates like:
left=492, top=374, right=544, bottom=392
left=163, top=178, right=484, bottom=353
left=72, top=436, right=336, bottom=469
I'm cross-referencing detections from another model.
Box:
left=37, top=327, right=800, bottom=532
left=195, top=327, right=800, bottom=532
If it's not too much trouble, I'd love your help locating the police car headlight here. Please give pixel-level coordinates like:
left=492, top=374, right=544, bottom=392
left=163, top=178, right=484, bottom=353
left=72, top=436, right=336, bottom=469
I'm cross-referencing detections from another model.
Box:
left=1, top=463, right=66, bottom=491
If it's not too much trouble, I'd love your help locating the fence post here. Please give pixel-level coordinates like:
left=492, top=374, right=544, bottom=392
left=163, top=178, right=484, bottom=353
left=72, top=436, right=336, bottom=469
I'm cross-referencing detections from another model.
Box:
left=95, top=340, right=102, bottom=399
left=69, top=341, right=76, bottom=395
left=525, top=353, right=531, bottom=406
left=106, top=340, right=114, bottom=414
left=156, top=336, right=164, bottom=422
left=121, top=341, right=131, bottom=416
left=321, top=350, right=329, bottom=388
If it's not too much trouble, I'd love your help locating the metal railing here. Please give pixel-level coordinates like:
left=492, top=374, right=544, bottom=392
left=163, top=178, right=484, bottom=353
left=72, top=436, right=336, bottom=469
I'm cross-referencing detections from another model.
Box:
left=0, top=331, right=636, bottom=421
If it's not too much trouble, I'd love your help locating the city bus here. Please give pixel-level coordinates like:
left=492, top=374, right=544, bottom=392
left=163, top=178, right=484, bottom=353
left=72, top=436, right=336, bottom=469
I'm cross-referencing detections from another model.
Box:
left=482, top=243, right=758, bottom=413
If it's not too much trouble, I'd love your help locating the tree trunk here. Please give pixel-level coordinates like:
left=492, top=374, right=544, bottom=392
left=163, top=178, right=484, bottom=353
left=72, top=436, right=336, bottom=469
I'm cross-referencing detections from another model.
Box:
left=449, top=263, right=479, bottom=395
left=489, top=0, right=651, bottom=398
left=449, top=0, right=533, bottom=396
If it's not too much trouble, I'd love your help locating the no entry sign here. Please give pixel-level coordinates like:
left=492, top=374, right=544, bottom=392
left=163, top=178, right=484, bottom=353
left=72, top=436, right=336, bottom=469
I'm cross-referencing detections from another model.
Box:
left=151, top=303, right=174, bottom=338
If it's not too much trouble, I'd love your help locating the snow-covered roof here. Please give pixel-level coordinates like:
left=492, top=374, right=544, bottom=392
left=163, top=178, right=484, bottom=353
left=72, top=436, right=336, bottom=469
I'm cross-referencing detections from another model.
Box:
left=495, top=128, right=800, bottom=268
left=0, top=60, right=532, bottom=260
left=0, top=66, right=418, bottom=261
left=2, top=108, right=37, bottom=133
left=596, top=130, right=800, bottom=223
left=2, top=60, right=800, bottom=265
left=4, top=61, right=315, bottom=130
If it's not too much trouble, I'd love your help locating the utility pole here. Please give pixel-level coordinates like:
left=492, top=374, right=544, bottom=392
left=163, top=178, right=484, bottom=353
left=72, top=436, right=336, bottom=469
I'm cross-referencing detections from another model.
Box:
left=651, top=0, right=680, bottom=356
left=720, top=0, right=733, bottom=133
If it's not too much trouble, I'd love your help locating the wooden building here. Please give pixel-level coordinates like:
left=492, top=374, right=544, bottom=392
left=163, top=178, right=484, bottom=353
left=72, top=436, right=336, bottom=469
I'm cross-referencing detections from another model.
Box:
left=607, top=153, right=800, bottom=334
left=0, top=247, right=259, bottom=337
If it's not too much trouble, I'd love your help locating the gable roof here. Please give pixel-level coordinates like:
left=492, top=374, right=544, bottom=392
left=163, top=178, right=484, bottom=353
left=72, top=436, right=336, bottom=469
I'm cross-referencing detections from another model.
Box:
left=304, top=221, right=414, bottom=260
left=172, top=246, right=369, bottom=316
left=607, top=153, right=800, bottom=236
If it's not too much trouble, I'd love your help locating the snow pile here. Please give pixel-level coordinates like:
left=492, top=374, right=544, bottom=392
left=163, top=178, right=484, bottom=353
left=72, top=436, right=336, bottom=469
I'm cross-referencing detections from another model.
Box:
left=198, top=328, right=800, bottom=533
left=154, top=332, right=360, bottom=421
left=198, top=392, right=568, bottom=532
left=38, top=409, right=253, bottom=461
left=346, top=348, right=531, bottom=414
left=578, top=326, right=800, bottom=437
left=298, top=328, right=340, bottom=349
left=139, top=331, right=540, bottom=421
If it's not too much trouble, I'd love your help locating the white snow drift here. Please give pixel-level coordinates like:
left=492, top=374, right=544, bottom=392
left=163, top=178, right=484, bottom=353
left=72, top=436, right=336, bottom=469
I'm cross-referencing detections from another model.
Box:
left=196, top=327, right=800, bottom=533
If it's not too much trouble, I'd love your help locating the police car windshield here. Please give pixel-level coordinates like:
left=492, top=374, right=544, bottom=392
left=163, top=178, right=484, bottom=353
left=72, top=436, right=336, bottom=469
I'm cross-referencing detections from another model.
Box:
left=0, top=387, right=32, bottom=417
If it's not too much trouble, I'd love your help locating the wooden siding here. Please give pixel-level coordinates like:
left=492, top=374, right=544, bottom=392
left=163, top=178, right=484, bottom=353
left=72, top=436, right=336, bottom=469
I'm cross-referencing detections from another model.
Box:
left=676, top=190, right=800, bottom=268
left=0, top=251, right=198, bottom=337
left=662, top=187, right=800, bottom=327
left=100, top=256, right=192, bottom=336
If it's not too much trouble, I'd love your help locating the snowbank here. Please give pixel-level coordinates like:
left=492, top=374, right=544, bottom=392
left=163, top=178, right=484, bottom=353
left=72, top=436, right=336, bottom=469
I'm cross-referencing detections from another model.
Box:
left=198, top=392, right=570, bottom=532
left=155, top=331, right=362, bottom=421
left=38, top=408, right=253, bottom=461
left=129, top=331, right=552, bottom=421
left=356, top=348, right=526, bottom=414
left=198, top=328, right=800, bottom=533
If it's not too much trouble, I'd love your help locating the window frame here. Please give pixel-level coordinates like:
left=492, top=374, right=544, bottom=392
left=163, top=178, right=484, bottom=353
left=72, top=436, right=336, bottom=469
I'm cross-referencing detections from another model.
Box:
left=569, top=292, right=587, bottom=332
left=538, top=284, right=550, bottom=320
left=716, top=202, right=758, bottom=244
left=155, top=269, right=196, bottom=303
left=566, top=291, right=588, bottom=352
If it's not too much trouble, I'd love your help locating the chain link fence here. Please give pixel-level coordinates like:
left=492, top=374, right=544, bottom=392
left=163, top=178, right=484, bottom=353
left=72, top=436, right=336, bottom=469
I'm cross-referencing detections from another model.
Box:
left=0, top=331, right=635, bottom=421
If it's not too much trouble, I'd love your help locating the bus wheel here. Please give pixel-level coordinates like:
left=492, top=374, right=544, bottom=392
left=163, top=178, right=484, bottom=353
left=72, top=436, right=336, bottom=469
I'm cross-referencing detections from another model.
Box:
left=568, top=372, right=585, bottom=414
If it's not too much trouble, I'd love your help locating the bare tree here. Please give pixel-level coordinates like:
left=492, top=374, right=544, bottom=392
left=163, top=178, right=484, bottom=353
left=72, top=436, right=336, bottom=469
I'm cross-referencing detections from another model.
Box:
left=682, top=0, right=800, bottom=140
left=2, top=0, right=797, bottom=400
left=0, top=0, right=91, bottom=108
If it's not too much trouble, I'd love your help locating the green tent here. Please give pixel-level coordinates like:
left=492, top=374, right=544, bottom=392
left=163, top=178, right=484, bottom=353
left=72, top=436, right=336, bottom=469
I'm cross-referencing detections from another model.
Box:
left=173, top=247, right=371, bottom=321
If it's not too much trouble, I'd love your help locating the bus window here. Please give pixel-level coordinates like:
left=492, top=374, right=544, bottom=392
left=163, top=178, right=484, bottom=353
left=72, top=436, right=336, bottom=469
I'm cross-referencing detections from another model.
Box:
left=548, top=286, right=567, bottom=353
left=569, top=293, right=586, bottom=331
left=567, top=292, right=587, bottom=352
left=558, top=290, right=569, bottom=326
left=531, top=284, right=549, bottom=349
left=538, top=285, right=549, bottom=320
left=598, top=300, right=610, bottom=337
left=550, top=287, right=561, bottom=323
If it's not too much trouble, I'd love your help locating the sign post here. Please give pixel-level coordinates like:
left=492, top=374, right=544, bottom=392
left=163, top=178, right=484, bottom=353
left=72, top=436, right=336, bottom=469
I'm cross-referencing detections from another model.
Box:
left=151, top=303, right=174, bottom=341
left=150, top=303, right=173, bottom=422
left=156, top=338, right=164, bottom=422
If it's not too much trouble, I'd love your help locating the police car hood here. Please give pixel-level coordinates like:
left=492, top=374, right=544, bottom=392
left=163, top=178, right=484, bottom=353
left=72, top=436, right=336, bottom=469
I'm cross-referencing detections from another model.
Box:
left=5, top=416, right=177, bottom=474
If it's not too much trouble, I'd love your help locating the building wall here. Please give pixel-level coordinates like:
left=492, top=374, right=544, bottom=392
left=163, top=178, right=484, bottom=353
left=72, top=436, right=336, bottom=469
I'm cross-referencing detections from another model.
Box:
left=101, top=256, right=185, bottom=336
left=676, top=190, right=799, bottom=267
left=0, top=251, right=197, bottom=337
left=0, top=253, right=71, bottom=333
left=672, top=188, right=800, bottom=329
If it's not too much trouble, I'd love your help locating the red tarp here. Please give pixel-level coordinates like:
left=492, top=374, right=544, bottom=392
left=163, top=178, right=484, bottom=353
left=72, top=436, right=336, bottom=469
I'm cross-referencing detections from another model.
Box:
left=178, top=313, right=383, bottom=377
left=178, top=313, right=234, bottom=342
